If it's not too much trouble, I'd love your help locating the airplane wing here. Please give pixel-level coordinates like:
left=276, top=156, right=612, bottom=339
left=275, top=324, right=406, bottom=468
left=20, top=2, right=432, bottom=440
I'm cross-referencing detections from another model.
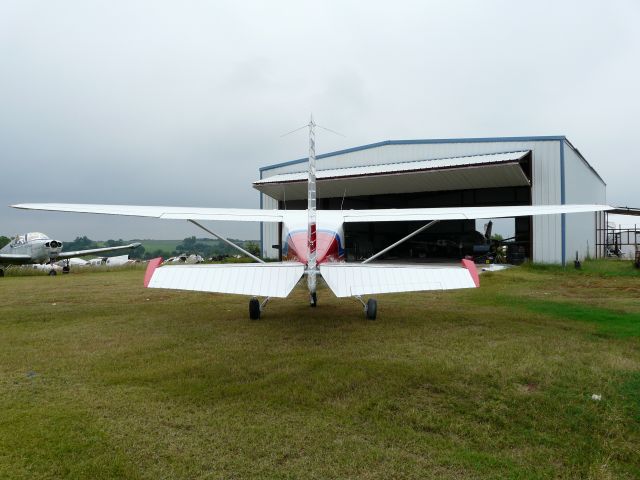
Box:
left=341, top=204, right=612, bottom=222
left=12, top=203, right=611, bottom=224
left=57, top=242, right=142, bottom=260
left=11, top=203, right=284, bottom=222
left=144, top=260, right=305, bottom=298
left=0, top=253, right=32, bottom=262
left=320, top=259, right=479, bottom=297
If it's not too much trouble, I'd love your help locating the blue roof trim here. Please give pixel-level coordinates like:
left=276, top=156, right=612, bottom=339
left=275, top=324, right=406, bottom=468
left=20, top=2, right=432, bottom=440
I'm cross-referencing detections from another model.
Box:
left=260, top=136, right=567, bottom=172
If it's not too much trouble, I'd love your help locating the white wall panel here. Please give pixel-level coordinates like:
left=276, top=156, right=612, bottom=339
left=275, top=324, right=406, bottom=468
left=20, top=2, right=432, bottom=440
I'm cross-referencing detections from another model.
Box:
left=563, top=141, right=607, bottom=261
left=261, top=194, right=279, bottom=258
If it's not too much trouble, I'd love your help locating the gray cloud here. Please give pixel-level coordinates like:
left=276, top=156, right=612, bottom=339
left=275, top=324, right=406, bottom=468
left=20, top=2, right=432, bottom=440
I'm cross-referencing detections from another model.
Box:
left=1, top=0, right=638, bottom=241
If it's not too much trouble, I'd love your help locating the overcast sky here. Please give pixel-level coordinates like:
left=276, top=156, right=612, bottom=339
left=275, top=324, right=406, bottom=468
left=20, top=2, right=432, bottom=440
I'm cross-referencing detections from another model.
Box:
left=1, top=0, right=638, bottom=241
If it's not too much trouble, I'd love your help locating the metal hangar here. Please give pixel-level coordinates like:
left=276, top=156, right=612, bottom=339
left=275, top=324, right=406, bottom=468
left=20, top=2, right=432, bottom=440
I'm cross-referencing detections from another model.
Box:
left=255, top=136, right=606, bottom=265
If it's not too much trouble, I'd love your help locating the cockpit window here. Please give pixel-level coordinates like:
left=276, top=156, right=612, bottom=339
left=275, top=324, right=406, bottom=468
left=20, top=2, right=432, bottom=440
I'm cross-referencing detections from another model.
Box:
left=11, top=234, right=25, bottom=246
left=26, top=232, right=50, bottom=242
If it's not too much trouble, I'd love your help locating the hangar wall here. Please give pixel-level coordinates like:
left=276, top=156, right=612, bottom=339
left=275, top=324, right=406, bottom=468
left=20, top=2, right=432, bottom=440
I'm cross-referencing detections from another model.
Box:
left=259, top=137, right=604, bottom=264
left=563, top=141, right=607, bottom=261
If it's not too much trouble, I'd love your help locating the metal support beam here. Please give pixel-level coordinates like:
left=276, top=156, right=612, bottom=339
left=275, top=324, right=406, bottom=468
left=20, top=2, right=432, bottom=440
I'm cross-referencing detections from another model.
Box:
left=362, top=220, right=439, bottom=264
left=188, top=219, right=265, bottom=264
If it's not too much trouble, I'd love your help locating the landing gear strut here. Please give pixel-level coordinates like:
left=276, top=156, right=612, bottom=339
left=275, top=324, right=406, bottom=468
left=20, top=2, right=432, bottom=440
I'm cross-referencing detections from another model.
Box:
left=48, top=259, right=57, bottom=276
left=62, top=260, right=70, bottom=274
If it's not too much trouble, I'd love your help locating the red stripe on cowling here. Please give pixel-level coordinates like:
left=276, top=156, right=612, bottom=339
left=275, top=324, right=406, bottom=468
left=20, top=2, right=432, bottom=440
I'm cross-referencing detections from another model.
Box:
left=144, top=257, right=163, bottom=288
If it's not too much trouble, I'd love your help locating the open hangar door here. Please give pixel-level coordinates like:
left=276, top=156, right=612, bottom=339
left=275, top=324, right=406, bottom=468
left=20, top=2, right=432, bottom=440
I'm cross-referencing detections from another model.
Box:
left=255, top=150, right=533, bottom=264
left=330, top=187, right=531, bottom=263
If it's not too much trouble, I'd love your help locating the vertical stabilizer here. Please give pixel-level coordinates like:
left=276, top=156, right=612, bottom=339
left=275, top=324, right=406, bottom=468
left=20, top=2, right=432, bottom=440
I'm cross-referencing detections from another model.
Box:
left=307, top=116, right=317, bottom=296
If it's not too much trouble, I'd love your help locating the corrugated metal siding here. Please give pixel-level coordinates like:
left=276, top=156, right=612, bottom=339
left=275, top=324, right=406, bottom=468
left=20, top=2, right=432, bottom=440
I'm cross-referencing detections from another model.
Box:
left=563, top=140, right=606, bottom=261
left=261, top=194, right=279, bottom=258
left=261, top=139, right=600, bottom=263
left=530, top=141, right=562, bottom=263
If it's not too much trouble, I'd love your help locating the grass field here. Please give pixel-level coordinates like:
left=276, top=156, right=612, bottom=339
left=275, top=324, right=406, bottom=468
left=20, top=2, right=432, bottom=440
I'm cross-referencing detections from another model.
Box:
left=0, top=261, right=639, bottom=479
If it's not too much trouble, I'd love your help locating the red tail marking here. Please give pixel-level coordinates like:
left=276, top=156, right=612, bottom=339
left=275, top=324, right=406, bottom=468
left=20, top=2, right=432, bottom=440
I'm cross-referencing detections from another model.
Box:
left=144, top=257, right=163, bottom=288
left=461, top=259, right=480, bottom=287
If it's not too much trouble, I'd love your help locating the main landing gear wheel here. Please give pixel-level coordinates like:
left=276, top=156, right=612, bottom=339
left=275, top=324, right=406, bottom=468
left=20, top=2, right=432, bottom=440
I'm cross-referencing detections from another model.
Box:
left=48, top=270, right=57, bottom=276
left=310, top=292, right=317, bottom=307
left=366, top=298, right=377, bottom=320
left=0, top=269, right=4, bottom=278
left=62, top=266, right=70, bottom=274
left=249, top=297, right=261, bottom=320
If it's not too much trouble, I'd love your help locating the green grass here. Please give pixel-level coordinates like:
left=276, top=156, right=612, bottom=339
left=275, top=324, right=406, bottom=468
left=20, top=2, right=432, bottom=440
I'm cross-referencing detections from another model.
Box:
left=134, top=239, right=183, bottom=254
left=0, top=260, right=639, bottom=479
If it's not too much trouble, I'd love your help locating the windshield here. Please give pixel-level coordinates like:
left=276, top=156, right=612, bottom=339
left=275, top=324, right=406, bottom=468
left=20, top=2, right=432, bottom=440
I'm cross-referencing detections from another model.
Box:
left=26, top=232, right=50, bottom=242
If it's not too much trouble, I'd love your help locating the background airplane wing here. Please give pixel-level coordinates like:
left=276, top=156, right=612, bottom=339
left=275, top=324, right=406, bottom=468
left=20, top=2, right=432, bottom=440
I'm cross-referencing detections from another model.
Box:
left=57, top=242, right=142, bottom=260
left=341, top=204, right=612, bottom=223
left=320, top=260, right=479, bottom=297
left=11, top=203, right=284, bottom=223
left=145, top=261, right=305, bottom=298
left=0, top=253, right=32, bottom=262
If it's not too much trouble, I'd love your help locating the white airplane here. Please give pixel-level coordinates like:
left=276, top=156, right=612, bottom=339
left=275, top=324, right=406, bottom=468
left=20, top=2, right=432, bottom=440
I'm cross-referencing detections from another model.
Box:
left=0, top=232, right=140, bottom=277
left=11, top=122, right=612, bottom=319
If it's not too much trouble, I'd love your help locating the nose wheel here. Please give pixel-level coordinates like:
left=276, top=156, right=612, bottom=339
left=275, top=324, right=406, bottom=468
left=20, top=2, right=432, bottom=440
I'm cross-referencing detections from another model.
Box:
left=310, top=292, right=317, bottom=307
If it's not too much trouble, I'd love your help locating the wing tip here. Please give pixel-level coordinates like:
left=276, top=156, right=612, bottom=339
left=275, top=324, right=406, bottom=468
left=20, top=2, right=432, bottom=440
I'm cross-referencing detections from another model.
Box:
left=144, top=257, right=163, bottom=288
left=461, top=258, right=480, bottom=287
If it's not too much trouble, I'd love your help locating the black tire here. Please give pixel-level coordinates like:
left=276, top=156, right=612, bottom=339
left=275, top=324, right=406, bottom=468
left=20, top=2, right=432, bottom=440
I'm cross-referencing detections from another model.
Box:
left=48, top=270, right=57, bottom=276
left=0, top=269, right=4, bottom=278
left=249, top=298, right=261, bottom=320
left=366, top=298, right=377, bottom=320
left=62, top=266, right=70, bottom=274
left=310, top=292, right=317, bottom=307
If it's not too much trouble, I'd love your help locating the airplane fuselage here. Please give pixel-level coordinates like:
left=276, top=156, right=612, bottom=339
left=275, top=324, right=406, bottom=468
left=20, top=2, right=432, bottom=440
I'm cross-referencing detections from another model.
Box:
left=280, top=210, right=345, bottom=265
left=0, top=233, right=63, bottom=265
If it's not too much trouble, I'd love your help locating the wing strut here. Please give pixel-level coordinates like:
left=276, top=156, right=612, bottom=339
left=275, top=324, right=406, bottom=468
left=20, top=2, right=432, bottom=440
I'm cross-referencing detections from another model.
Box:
left=187, top=219, right=265, bottom=263
left=362, top=220, right=439, bottom=264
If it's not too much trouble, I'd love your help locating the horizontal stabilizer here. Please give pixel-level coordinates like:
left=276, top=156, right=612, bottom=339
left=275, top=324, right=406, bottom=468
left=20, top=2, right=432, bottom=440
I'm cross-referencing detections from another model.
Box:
left=320, top=261, right=478, bottom=297
left=146, top=262, right=305, bottom=298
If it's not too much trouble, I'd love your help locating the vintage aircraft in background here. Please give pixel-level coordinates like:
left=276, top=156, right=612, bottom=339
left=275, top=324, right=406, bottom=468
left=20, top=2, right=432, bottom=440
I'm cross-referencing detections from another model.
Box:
left=11, top=120, right=612, bottom=318
left=0, top=232, right=140, bottom=277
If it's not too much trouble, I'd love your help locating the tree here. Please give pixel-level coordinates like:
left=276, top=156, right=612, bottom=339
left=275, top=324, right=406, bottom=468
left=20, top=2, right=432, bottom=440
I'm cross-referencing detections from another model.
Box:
left=244, top=241, right=260, bottom=257
left=64, top=236, right=98, bottom=251
left=0, top=236, right=10, bottom=249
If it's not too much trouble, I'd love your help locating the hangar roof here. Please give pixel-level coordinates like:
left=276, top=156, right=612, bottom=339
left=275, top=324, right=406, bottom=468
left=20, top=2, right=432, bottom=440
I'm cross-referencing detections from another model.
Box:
left=254, top=151, right=531, bottom=201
